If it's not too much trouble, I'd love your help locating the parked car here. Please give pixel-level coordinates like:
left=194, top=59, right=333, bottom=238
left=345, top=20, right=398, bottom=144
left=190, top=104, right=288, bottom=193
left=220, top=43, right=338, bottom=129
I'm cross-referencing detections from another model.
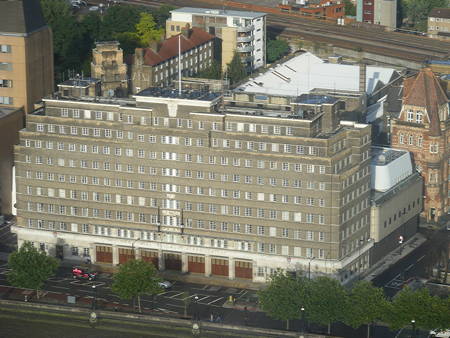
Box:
left=72, top=267, right=97, bottom=280
left=430, top=329, right=450, bottom=338
left=158, top=281, right=172, bottom=289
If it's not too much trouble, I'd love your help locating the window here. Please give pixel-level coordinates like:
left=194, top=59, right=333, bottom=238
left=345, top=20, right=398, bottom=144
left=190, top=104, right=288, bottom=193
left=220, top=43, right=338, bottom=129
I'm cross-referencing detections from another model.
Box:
left=407, top=110, right=414, bottom=122
left=430, top=143, right=439, bottom=153
left=0, top=44, right=11, bottom=53
left=0, top=63, right=12, bottom=71
left=0, top=79, right=12, bottom=87
left=416, top=111, right=423, bottom=123
left=0, top=96, right=13, bottom=104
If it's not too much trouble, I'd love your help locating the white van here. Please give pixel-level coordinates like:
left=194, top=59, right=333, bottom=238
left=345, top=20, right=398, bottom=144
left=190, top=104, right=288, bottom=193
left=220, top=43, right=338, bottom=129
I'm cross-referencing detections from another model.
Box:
left=430, top=329, right=450, bottom=338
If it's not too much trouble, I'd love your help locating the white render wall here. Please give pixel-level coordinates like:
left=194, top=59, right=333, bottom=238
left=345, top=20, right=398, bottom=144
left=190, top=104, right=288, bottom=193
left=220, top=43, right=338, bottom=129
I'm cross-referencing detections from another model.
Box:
left=371, top=151, right=413, bottom=192
left=252, top=16, right=266, bottom=68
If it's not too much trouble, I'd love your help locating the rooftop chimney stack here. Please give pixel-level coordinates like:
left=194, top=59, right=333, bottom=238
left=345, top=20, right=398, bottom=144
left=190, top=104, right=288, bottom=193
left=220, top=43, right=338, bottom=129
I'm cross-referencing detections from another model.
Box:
left=359, top=62, right=366, bottom=93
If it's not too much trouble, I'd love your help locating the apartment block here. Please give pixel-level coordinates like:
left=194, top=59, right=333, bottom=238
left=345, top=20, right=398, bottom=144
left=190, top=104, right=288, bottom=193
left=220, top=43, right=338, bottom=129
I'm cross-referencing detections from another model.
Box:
left=13, top=88, right=371, bottom=283
left=166, top=7, right=266, bottom=72
left=357, top=0, right=397, bottom=29
left=130, top=27, right=214, bottom=94
left=428, top=8, right=450, bottom=41
left=0, top=0, right=54, bottom=113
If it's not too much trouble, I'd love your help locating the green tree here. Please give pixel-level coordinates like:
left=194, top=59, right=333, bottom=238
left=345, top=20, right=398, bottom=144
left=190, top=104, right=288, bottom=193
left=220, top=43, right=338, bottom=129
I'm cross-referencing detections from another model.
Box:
left=258, top=271, right=309, bottom=330
left=100, top=5, right=142, bottom=39
left=343, top=0, right=356, bottom=16
left=135, top=12, right=164, bottom=47
left=227, top=52, right=247, bottom=85
left=111, top=259, right=161, bottom=313
left=344, top=281, right=389, bottom=338
left=115, top=31, right=142, bottom=55
left=386, top=287, right=450, bottom=330
left=196, top=60, right=222, bottom=79
left=266, top=39, right=290, bottom=63
left=7, top=242, right=59, bottom=299
left=306, top=276, right=348, bottom=335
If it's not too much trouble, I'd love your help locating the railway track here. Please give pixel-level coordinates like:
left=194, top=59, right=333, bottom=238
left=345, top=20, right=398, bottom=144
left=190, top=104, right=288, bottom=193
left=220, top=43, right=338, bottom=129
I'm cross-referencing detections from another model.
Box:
left=101, top=0, right=450, bottom=63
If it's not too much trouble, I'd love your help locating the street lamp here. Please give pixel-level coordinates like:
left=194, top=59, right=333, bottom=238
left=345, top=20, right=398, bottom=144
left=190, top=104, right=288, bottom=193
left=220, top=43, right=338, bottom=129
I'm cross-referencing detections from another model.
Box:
left=89, top=284, right=97, bottom=327
left=308, top=257, right=315, bottom=280
left=411, top=319, right=416, bottom=338
left=92, top=284, right=97, bottom=310
left=194, top=296, right=199, bottom=321
left=132, top=238, right=139, bottom=260
left=300, top=306, right=305, bottom=334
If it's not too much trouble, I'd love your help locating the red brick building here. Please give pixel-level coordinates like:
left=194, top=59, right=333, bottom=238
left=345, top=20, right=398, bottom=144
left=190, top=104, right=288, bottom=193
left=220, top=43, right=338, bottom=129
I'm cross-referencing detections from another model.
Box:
left=391, top=68, right=449, bottom=222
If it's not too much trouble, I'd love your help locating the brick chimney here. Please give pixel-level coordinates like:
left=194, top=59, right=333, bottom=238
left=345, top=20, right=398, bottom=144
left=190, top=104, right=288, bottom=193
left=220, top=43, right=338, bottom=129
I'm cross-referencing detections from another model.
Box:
left=181, top=23, right=191, bottom=39
left=359, top=62, right=366, bottom=93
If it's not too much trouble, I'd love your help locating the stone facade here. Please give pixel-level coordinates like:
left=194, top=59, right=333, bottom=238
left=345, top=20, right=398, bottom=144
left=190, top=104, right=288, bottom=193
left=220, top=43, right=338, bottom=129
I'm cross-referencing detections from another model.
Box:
left=391, top=68, right=450, bottom=222
left=91, top=41, right=128, bottom=96
left=13, top=91, right=372, bottom=283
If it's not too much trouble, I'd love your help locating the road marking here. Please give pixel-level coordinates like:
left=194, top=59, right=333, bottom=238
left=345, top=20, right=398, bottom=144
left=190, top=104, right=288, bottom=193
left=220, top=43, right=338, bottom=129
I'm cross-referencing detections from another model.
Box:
left=405, top=264, right=414, bottom=271
left=51, top=286, right=69, bottom=290
left=197, top=296, right=210, bottom=302
left=77, top=289, right=93, bottom=293
left=169, top=292, right=184, bottom=299
left=181, top=294, right=198, bottom=301
left=158, top=291, right=171, bottom=296
left=417, top=255, right=426, bottom=262
left=207, top=297, right=224, bottom=305
left=237, top=290, right=248, bottom=299
left=157, top=307, right=177, bottom=314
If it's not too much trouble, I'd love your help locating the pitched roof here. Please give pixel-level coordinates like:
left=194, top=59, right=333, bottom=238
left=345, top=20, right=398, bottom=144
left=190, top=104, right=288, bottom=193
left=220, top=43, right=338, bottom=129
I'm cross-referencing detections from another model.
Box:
left=0, top=0, right=47, bottom=34
left=137, top=28, right=214, bottom=67
left=403, top=68, right=449, bottom=136
left=429, top=8, right=450, bottom=20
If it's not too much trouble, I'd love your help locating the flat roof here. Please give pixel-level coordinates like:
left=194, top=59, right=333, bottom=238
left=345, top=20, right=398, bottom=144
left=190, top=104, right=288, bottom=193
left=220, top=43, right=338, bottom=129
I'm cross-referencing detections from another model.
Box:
left=136, top=87, right=222, bottom=101
left=58, top=78, right=99, bottom=88
left=295, top=94, right=338, bottom=105
left=371, top=146, right=406, bottom=166
left=236, top=52, right=396, bottom=97
left=171, top=7, right=265, bottom=19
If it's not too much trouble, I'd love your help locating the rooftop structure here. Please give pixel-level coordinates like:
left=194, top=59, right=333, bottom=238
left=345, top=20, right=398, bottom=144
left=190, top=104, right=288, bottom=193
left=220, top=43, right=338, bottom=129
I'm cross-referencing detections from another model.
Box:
left=0, top=0, right=47, bottom=35
left=169, top=7, right=264, bottom=19
left=236, top=52, right=397, bottom=97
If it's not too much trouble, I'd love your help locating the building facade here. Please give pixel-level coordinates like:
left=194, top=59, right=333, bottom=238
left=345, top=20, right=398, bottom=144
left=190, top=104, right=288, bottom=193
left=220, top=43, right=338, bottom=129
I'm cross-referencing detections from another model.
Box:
left=130, top=27, right=214, bottom=94
left=91, top=41, right=128, bottom=97
left=391, top=68, right=449, bottom=222
left=13, top=89, right=372, bottom=283
left=0, top=107, right=24, bottom=216
left=166, top=7, right=266, bottom=72
left=0, top=0, right=54, bottom=113
left=369, top=146, right=422, bottom=264
left=428, top=8, right=450, bottom=41
left=357, top=0, right=397, bottom=29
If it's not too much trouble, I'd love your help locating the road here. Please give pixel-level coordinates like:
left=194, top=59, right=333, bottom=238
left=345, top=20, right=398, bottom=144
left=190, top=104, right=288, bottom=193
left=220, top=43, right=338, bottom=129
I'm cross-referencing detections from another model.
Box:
left=373, top=228, right=449, bottom=298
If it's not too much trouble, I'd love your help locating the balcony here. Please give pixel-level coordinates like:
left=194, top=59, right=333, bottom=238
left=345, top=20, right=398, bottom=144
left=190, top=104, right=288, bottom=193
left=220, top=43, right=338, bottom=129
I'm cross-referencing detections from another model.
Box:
left=237, top=35, right=254, bottom=43
left=236, top=45, right=254, bottom=53
left=236, top=25, right=254, bottom=33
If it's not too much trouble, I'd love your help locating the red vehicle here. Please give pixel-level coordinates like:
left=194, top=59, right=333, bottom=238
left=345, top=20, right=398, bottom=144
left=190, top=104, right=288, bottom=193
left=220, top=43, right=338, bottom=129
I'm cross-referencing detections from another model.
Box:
left=72, top=267, right=97, bottom=280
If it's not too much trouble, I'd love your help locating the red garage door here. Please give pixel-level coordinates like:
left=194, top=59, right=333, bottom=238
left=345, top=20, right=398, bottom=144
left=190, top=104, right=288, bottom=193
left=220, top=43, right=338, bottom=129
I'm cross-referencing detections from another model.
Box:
left=235, top=261, right=252, bottom=279
left=96, top=246, right=112, bottom=264
left=141, top=250, right=159, bottom=269
left=211, top=258, right=228, bottom=277
left=188, top=256, right=205, bottom=273
left=164, top=253, right=181, bottom=271
left=119, top=248, right=135, bottom=264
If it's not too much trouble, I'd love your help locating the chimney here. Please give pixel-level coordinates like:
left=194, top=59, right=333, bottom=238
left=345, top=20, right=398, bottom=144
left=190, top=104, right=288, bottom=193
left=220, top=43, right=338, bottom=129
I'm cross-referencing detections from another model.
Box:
left=135, top=48, right=144, bottom=65
left=359, top=62, right=366, bottom=93
left=149, top=40, right=159, bottom=52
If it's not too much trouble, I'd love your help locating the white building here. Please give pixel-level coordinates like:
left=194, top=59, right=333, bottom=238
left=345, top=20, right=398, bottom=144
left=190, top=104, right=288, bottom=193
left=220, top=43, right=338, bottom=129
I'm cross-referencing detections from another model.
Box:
left=166, top=7, right=266, bottom=72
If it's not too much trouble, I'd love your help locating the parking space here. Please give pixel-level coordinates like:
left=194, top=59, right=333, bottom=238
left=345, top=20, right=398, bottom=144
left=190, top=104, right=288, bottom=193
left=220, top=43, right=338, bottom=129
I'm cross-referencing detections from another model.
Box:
left=385, top=273, right=404, bottom=290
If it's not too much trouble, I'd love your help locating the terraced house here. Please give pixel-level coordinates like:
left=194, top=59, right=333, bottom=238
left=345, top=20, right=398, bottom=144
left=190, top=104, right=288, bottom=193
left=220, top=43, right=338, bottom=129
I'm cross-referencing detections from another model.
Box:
left=13, top=87, right=372, bottom=283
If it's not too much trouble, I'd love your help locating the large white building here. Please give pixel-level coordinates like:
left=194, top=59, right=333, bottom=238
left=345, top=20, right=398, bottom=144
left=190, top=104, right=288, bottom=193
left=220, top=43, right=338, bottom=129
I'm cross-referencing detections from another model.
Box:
left=166, top=7, right=266, bottom=72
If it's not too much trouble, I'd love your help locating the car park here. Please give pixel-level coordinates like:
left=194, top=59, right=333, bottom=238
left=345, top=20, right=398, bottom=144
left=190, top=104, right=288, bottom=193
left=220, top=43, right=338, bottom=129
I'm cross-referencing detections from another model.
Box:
left=72, top=267, right=97, bottom=280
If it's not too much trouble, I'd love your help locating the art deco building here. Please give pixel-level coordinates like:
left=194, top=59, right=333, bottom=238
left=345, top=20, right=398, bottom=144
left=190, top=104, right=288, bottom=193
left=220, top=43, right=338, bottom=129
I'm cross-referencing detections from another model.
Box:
left=391, top=68, right=449, bottom=222
left=13, top=88, right=372, bottom=283
left=0, top=0, right=54, bottom=113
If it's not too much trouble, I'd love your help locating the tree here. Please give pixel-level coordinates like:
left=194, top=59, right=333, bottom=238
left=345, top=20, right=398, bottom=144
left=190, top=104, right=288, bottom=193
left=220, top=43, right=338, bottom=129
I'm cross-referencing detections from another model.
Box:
left=266, top=39, right=290, bottom=64
left=258, top=271, right=309, bottom=330
left=344, top=281, right=389, bottom=338
left=100, top=5, right=142, bottom=39
left=343, top=0, right=356, bottom=16
left=306, top=276, right=348, bottom=335
left=227, top=52, right=247, bottom=85
left=111, top=259, right=161, bottom=313
left=196, top=60, right=222, bottom=79
left=135, top=12, right=164, bottom=47
left=7, top=242, right=59, bottom=299
left=152, top=5, right=176, bottom=28
left=115, top=32, right=142, bottom=56
left=386, top=287, right=450, bottom=330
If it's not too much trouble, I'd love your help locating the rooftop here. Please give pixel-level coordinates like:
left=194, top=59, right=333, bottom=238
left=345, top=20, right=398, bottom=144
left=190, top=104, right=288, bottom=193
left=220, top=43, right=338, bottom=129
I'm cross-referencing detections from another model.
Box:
left=429, top=7, right=450, bottom=20
left=171, top=7, right=265, bottom=19
left=58, top=78, right=100, bottom=88
left=294, top=94, right=338, bottom=105
left=371, top=147, right=406, bottom=166
left=134, top=27, right=214, bottom=67
left=0, top=0, right=47, bottom=34
left=236, top=52, right=396, bottom=97
left=135, top=87, right=222, bottom=101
